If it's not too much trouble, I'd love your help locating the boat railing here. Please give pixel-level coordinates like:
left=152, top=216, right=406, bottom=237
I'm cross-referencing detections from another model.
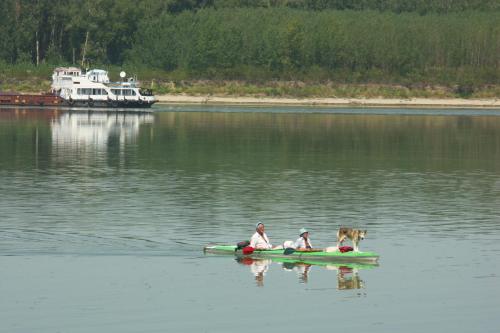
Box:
left=107, top=82, right=139, bottom=88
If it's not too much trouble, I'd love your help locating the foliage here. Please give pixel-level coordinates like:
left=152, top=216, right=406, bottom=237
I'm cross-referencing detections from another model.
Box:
left=213, top=0, right=499, bottom=13
left=0, top=0, right=498, bottom=91
left=127, top=9, right=500, bottom=85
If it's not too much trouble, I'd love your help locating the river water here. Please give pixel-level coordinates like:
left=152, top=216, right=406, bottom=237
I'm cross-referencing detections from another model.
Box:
left=1, top=105, right=499, bottom=332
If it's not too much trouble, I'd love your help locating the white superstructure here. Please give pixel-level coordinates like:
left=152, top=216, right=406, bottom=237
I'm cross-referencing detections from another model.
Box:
left=51, top=67, right=156, bottom=108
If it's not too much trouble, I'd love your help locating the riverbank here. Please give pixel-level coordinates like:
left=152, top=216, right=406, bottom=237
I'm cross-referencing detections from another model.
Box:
left=1, top=70, right=498, bottom=108
left=156, top=94, right=500, bottom=108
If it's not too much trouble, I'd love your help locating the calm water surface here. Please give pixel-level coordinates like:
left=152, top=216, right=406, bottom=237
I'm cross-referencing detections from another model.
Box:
left=1, top=105, right=499, bottom=332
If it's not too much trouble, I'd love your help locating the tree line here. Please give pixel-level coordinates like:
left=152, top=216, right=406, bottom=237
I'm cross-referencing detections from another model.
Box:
left=214, top=0, right=499, bottom=13
left=0, top=0, right=499, bottom=85
left=128, top=8, right=500, bottom=84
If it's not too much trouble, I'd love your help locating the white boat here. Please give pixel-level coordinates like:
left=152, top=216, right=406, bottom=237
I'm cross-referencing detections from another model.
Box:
left=51, top=67, right=156, bottom=108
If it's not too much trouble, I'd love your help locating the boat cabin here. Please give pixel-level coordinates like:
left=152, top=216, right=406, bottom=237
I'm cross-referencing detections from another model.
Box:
left=50, top=67, right=156, bottom=107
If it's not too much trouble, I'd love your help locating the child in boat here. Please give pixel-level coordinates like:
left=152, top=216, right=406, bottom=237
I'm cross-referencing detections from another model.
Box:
left=294, top=228, right=313, bottom=251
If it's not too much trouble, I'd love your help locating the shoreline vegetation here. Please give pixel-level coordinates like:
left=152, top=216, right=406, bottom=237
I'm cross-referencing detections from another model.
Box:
left=1, top=74, right=499, bottom=108
left=1, top=65, right=498, bottom=108
left=0, top=1, right=498, bottom=107
left=154, top=95, right=500, bottom=108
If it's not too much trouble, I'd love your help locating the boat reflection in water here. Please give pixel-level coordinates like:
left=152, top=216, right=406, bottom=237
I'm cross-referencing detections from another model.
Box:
left=236, top=257, right=373, bottom=289
left=50, top=111, right=154, bottom=166
left=51, top=111, right=154, bottom=149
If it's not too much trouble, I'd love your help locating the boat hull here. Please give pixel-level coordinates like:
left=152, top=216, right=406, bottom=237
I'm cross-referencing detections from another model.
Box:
left=64, top=99, right=155, bottom=108
left=0, top=93, right=155, bottom=109
left=204, top=245, right=380, bottom=264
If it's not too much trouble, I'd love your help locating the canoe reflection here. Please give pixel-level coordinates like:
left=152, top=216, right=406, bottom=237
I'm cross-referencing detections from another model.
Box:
left=236, top=257, right=372, bottom=289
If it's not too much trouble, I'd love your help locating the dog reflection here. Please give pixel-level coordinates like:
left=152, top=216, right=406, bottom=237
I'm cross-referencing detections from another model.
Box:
left=327, top=265, right=364, bottom=290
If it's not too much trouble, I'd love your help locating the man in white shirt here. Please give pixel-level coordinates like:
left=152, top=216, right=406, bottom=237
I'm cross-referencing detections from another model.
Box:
left=249, top=222, right=273, bottom=250
left=294, top=228, right=313, bottom=251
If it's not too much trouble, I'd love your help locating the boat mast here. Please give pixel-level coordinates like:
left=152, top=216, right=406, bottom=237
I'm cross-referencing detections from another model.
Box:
left=81, top=31, right=89, bottom=68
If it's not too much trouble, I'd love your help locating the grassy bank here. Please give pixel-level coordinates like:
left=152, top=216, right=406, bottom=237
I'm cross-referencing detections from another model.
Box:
left=2, top=78, right=499, bottom=100
left=1, top=63, right=498, bottom=99
left=148, top=80, right=500, bottom=99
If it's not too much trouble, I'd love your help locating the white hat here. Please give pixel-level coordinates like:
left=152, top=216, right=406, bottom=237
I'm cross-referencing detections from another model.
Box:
left=256, top=221, right=264, bottom=228
left=299, top=228, right=308, bottom=236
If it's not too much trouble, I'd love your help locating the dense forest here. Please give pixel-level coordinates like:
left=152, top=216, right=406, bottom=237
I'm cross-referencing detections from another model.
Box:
left=0, top=0, right=499, bottom=92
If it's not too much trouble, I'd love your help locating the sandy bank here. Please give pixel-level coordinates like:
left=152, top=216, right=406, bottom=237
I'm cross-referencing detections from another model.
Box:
left=156, top=94, right=500, bottom=108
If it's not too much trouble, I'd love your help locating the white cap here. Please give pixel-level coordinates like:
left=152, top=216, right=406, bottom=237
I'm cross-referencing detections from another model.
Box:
left=300, top=228, right=308, bottom=236
left=256, top=221, right=264, bottom=229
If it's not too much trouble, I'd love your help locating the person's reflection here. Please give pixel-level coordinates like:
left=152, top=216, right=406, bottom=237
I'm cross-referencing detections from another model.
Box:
left=236, top=257, right=367, bottom=288
left=236, top=257, right=271, bottom=287
left=281, top=262, right=312, bottom=283
left=325, top=265, right=365, bottom=290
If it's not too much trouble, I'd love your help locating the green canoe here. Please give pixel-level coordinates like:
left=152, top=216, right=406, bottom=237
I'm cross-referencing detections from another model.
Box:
left=204, top=245, right=379, bottom=264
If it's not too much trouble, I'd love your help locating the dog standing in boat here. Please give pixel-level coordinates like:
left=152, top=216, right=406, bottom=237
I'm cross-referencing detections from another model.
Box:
left=336, top=227, right=367, bottom=252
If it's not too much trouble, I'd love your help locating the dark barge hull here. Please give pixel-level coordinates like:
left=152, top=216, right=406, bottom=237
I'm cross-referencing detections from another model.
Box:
left=0, top=93, right=154, bottom=109
left=0, top=92, right=64, bottom=107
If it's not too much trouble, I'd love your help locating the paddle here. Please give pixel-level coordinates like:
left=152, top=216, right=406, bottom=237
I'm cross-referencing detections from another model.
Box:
left=284, top=248, right=324, bottom=255
left=298, top=248, right=323, bottom=252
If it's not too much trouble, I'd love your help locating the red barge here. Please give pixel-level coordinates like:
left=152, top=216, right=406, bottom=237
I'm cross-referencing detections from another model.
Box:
left=0, top=92, right=65, bottom=107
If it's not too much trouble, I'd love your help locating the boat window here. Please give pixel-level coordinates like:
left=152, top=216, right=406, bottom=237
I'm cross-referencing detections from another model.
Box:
left=139, top=88, right=153, bottom=96
left=77, top=88, right=92, bottom=95
left=91, top=88, right=107, bottom=95
left=109, top=89, right=136, bottom=96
